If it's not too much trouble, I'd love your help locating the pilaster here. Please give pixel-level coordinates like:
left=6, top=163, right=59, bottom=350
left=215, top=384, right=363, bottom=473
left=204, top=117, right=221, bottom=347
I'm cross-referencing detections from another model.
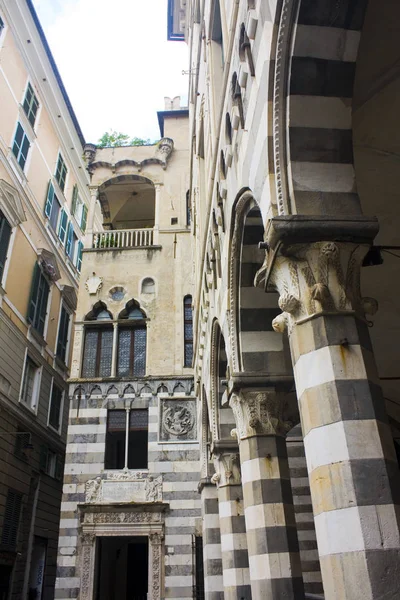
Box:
left=229, top=389, right=304, bottom=600
left=212, top=450, right=251, bottom=600
left=256, top=217, right=400, bottom=599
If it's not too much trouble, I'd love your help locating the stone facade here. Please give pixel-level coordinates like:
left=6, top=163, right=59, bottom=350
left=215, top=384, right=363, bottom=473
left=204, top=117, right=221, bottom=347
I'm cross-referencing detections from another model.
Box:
left=176, top=0, right=400, bottom=599
left=55, top=103, right=202, bottom=600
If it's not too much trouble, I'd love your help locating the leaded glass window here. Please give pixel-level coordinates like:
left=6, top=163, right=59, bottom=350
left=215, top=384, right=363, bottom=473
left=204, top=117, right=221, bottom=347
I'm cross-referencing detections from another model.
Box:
left=184, top=295, right=193, bottom=367
left=117, top=327, right=146, bottom=377
left=82, top=328, right=113, bottom=378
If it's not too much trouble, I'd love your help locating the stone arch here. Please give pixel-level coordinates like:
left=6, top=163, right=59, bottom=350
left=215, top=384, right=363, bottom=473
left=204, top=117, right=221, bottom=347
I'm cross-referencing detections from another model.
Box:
left=97, top=174, right=156, bottom=230
left=269, top=0, right=369, bottom=216
left=229, top=191, right=285, bottom=374
left=210, top=320, right=236, bottom=443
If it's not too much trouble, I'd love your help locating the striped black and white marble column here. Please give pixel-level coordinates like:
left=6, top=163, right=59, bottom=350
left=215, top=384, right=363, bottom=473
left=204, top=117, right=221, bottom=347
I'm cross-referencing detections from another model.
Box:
left=200, top=481, right=224, bottom=600
left=212, top=450, right=251, bottom=600
left=230, top=390, right=304, bottom=599
left=265, top=237, right=400, bottom=599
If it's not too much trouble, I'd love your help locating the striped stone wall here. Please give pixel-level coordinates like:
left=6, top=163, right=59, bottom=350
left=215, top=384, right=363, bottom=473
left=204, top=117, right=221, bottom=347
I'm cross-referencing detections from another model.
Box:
left=287, top=424, right=323, bottom=595
left=55, top=380, right=200, bottom=600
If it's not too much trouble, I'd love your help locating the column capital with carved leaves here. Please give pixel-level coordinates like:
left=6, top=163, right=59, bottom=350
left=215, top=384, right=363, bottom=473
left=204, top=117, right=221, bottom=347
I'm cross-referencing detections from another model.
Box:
left=255, top=215, right=379, bottom=333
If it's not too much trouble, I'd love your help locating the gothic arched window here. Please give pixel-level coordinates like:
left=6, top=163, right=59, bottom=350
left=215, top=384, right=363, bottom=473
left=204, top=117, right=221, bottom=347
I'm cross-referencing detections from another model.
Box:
left=184, top=296, right=193, bottom=367
left=81, top=303, right=113, bottom=378
left=117, top=300, right=147, bottom=377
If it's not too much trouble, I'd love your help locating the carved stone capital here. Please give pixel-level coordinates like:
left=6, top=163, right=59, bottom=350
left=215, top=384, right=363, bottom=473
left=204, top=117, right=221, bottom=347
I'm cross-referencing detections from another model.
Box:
left=256, top=241, right=377, bottom=332
left=81, top=532, right=96, bottom=546
left=212, top=452, right=241, bottom=487
left=230, top=389, right=293, bottom=439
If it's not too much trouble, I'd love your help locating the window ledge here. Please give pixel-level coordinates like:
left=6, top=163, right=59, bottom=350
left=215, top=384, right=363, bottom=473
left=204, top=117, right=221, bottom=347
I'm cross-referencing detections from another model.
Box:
left=27, top=325, right=46, bottom=348
left=18, top=399, right=38, bottom=417
left=54, top=355, right=69, bottom=374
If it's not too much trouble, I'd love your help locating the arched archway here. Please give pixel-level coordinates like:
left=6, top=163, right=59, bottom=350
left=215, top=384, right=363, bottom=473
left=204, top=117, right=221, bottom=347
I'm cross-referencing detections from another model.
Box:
left=229, top=191, right=290, bottom=375
left=98, top=174, right=156, bottom=230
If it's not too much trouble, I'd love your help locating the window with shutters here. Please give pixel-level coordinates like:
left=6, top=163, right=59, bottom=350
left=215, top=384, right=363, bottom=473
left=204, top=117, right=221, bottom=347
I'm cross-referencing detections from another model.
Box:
left=1, top=489, right=22, bottom=549
left=55, top=154, right=67, bottom=192
left=65, top=222, right=77, bottom=261
left=184, top=295, right=193, bottom=367
left=71, top=185, right=88, bottom=232
left=48, top=381, right=63, bottom=432
left=56, top=304, right=71, bottom=363
left=44, top=181, right=61, bottom=232
left=75, top=241, right=83, bottom=273
left=117, top=301, right=147, bottom=377
left=27, top=263, right=50, bottom=336
left=105, top=409, right=148, bottom=470
left=22, top=83, right=39, bottom=128
left=20, top=355, right=40, bottom=411
left=12, top=122, right=30, bottom=171
left=82, top=304, right=113, bottom=378
left=0, top=211, right=12, bottom=285
left=58, top=209, right=68, bottom=244
left=40, top=446, right=63, bottom=479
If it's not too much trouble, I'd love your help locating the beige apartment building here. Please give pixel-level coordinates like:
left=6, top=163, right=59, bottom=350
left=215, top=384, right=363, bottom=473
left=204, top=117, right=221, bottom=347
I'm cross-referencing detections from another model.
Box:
left=0, top=1, right=91, bottom=598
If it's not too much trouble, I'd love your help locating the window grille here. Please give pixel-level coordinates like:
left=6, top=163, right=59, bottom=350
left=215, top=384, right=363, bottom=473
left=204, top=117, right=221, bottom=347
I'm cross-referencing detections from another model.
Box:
left=184, top=296, right=193, bottom=367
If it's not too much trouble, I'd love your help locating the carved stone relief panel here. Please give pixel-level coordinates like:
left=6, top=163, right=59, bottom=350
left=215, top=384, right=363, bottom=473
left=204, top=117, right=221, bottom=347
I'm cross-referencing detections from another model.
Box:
left=159, top=398, right=197, bottom=442
left=85, top=473, right=162, bottom=504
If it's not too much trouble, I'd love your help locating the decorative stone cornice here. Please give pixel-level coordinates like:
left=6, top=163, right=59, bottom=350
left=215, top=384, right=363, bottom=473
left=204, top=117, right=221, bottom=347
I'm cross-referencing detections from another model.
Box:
left=0, top=179, right=26, bottom=226
left=37, top=248, right=61, bottom=282
left=211, top=451, right=241, bottom=487
left=257, top=241, right=378, bottom=332
left=229, top=389, right=293, bottom=440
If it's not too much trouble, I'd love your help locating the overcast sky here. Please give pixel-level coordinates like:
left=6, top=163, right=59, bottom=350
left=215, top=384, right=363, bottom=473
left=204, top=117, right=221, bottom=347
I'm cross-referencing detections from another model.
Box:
left=32, top=0, right=189, bottom=143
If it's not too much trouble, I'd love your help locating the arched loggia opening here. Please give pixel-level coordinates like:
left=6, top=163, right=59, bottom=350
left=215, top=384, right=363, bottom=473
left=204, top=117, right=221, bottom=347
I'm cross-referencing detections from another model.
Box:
left=229, top=192, right=290, bottom=375
left=98, top=174, right=155, bottom=231
left=210, top=321, right=236, bottom=442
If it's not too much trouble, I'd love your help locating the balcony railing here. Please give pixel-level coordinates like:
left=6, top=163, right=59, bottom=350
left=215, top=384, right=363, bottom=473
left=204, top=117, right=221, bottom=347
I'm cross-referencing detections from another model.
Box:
left=92, top=228, right=154, bottom=249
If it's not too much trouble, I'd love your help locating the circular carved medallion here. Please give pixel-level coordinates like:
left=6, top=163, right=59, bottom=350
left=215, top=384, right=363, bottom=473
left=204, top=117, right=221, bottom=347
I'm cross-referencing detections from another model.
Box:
left=163, top=404, right=194, bottom=436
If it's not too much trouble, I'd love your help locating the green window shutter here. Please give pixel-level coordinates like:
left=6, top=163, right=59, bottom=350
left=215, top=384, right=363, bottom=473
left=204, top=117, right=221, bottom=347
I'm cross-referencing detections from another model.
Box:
left=57, top=306, right=70, bottom=361
left=44, top=181, right=54, bottom=218
left=58, top=209, right=68, bottom=244
left=71, top=184, right=78, bottom=216
left=65, top=222, right=73, bottom=256
left=27, top=263, right=40, bottom=324
left=81, top=205, right=88, bottom=232
left=37, top=274, right=49, bottom=336
left=0, top=213, right=12, bottom=284
left=76, top=241, right=83, bottom=272
left=39, top=445, right=48, bottom=472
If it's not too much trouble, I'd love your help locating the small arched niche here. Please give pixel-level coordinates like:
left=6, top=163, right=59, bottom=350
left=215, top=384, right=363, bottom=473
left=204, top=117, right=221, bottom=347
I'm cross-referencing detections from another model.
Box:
left=141, top=277, right=155, bottom=294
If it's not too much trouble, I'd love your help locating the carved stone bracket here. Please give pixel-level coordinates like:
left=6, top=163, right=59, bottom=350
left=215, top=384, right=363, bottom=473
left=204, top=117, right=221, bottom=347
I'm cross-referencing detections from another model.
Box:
left=230, top=389, right=293, bottom=440
left=257, top=241, right=377, bottom=332
left=212, top=452, right=241, bottom=487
